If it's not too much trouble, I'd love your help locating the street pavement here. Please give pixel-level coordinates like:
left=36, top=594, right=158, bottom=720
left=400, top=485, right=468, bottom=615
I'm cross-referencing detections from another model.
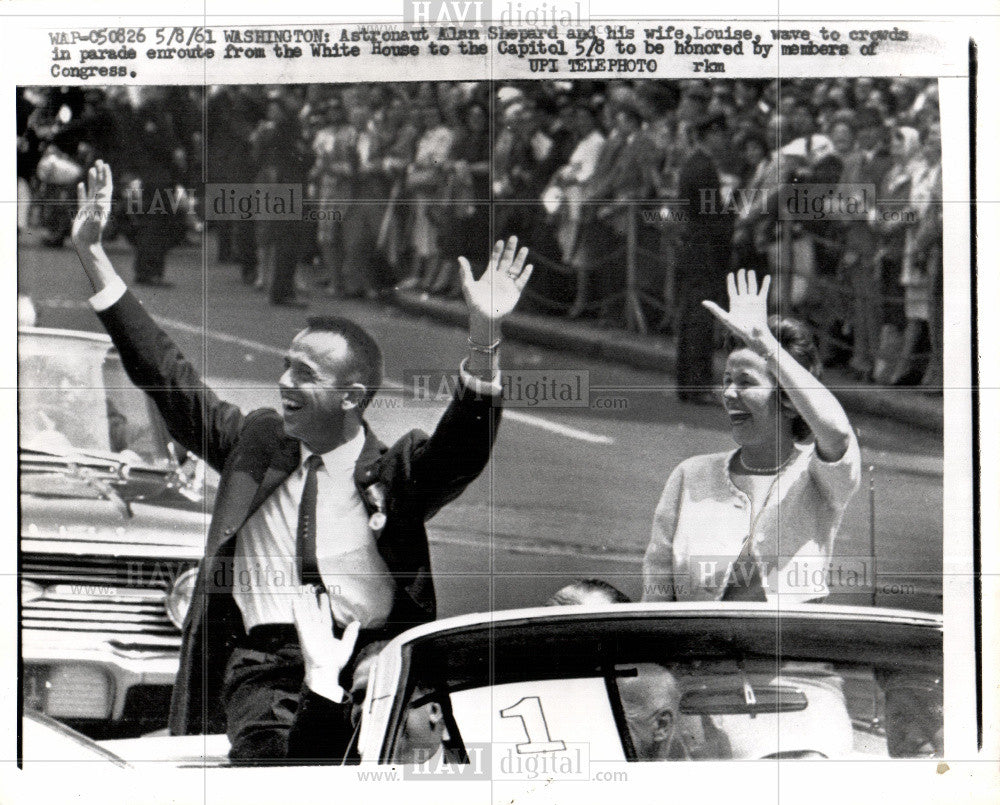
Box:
left=18, top=234, right=945, bottom=613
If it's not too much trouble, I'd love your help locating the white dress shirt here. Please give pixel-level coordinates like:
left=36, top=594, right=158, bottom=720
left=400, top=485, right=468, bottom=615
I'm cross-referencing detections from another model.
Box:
left=232, top=431, right=396, bottom=630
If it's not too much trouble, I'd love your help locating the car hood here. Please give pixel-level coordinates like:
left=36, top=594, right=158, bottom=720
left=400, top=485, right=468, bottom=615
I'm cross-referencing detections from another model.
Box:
left=20, top=493, right=207, bottom=557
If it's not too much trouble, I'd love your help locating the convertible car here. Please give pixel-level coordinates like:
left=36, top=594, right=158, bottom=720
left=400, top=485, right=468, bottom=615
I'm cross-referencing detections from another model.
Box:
left=19, top=324, right=209, bottom=738
left=23, top=602, right=943, bottom=767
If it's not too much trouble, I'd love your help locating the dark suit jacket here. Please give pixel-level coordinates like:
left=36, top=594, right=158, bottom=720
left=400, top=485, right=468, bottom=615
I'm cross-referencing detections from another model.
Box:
left=287, top=689, right=358, bottom=764
left=97, top=291, right=502, bottom=735
left=286, top=687, right=466, bottom=765
left=677, top=145, right=734, bottom=247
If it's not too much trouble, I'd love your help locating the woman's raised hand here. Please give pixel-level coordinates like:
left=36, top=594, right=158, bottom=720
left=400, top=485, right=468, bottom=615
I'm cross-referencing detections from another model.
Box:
left=702, top=269, right=778, bottom=356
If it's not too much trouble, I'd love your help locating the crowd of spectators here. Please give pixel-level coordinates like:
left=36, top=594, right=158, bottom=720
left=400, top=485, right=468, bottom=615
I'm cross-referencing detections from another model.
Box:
left=17, top=77, right=942, bottom=388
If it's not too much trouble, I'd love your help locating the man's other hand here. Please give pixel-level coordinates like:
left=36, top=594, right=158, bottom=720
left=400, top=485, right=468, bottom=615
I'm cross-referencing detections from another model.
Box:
left=72, top=159, right=113, bottom=250
left=291, top=587, right=361, bottom=700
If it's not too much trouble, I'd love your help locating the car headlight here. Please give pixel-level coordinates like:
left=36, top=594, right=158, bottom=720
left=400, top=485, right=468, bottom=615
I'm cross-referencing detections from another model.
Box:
left=164, top=568, right=198, bottom=629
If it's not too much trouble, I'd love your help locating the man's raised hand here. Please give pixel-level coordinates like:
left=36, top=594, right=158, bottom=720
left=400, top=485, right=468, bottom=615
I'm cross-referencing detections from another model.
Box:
left=458, top=235, right=534, bottom=325
left=71, top=160, right=113, bottom=250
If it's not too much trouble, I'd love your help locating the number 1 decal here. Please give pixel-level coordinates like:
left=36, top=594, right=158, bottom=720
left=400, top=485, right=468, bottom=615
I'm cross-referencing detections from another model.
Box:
left=499, top=696, right=566, bottom=753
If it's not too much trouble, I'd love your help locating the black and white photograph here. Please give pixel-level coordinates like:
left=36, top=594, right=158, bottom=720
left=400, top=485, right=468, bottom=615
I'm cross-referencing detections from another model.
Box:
left=3, top=2, right=994, bottom=804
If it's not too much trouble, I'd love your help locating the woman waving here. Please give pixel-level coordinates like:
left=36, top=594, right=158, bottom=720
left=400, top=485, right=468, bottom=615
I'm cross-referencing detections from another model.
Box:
left=643, top=270, right=861, bottom=604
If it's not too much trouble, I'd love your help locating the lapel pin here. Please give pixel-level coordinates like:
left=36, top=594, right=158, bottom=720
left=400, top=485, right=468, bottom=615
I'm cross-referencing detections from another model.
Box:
left=362, top=481, right=388, bottom=531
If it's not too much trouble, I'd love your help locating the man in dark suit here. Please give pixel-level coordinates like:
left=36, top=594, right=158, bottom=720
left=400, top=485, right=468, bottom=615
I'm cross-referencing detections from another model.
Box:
left=674, top=112, right=735, bottom=403
left=70, top=161, right=534, bottom=763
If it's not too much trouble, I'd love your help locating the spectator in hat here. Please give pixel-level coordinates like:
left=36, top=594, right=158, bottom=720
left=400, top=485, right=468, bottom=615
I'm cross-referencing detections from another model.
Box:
left=910, top=121, right=943, bottom=392
left=828, top=115, right=856, bottom=158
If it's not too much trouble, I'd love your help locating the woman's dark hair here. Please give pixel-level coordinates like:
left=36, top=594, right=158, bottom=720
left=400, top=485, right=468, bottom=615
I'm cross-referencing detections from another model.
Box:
left=724, top=313, right=822, bottom=441
left=770, top=315, right=821, bottom=440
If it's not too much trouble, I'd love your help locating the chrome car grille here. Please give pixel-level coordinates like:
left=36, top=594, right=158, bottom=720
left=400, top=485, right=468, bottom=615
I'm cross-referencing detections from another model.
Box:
left=21, top=554, right=198, bottom=648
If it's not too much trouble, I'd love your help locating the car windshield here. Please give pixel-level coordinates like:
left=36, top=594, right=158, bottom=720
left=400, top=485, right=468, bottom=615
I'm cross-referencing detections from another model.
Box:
left=18, top=330, right=170, bottom=468
left=387, top=613, right=942, bottom=764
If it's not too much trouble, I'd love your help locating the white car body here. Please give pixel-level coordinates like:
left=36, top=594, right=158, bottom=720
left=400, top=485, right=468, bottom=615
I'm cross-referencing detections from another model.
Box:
left=47, top=601, right=943, bottom=767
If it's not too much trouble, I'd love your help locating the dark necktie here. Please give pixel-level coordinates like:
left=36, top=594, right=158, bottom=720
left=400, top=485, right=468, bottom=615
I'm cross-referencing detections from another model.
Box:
left=296, top=454, right=323, bottom=587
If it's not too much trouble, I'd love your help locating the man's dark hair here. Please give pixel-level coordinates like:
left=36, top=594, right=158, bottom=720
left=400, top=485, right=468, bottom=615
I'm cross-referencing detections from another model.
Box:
left=546, top=578, right=632, bottom=606
left=304, top=315, right=383, bottom=411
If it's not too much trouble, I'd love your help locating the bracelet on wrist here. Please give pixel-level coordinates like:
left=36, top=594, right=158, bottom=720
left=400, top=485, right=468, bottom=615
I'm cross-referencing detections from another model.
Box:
left=468, top=336, right=501, bottom=354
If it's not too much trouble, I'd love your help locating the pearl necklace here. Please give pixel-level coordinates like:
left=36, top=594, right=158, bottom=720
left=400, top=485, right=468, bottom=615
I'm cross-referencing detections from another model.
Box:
left=738, top=449, right=796, bottom=474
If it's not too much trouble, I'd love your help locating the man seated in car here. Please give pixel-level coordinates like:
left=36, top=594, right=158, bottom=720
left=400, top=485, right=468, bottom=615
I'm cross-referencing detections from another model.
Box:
left=617, top=664, right=688, bottom=760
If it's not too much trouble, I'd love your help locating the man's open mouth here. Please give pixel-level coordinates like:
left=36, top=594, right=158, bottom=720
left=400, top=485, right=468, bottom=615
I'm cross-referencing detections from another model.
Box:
left=281, top=397, right=304, bottom=413
left=727, top=411, right=752, bottom=425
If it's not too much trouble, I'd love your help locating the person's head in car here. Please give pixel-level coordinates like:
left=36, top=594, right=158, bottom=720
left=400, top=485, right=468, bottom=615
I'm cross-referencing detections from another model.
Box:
left=877, top=671, right=943, bottom=757
left=545, top=579, right=631, bottom=607
left=348, top=644, right=447, bottom=764
left=396, top=686, right=447, bottom=764
left=618, top=664, right=684, bottom=761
